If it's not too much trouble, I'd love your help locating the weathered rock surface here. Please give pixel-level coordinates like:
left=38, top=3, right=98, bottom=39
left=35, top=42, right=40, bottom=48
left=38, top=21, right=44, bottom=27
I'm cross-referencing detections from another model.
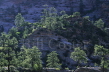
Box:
left=22, top=28, right=75, bottom=68
left=43, top=68, right=72, bottom=72
left=74, top=67, right=102, bottom=72
left=1, top=0, right=109, bottom=31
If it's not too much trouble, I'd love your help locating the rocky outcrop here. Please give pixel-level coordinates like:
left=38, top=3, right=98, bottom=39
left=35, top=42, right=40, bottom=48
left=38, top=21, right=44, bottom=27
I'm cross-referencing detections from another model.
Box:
left=74, top=67, right=102, bottom=72
left=22, top=28, right=75, bottom=68
left=1, top=0, right=109, bottom=31
left=43, top=68, right=72, bottom=72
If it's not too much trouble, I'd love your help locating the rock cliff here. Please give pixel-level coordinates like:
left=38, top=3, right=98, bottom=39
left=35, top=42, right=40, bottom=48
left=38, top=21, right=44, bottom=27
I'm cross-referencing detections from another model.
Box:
left=0, top=0, right=109, bottom=31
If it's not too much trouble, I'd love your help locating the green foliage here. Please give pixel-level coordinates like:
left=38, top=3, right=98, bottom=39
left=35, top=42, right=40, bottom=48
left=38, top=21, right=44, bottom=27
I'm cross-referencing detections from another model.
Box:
left=94, top=45, right=109, bottom=71
left=33, top=64, right=42, bottom=71
left=46, top=51, right=61, bottom=68
left=83, top=16, right=90, bottom=20
left=27, top=46, right=42, bottom=69
left=70, top=47, right=87, bottom=67
left=94, top=19, right=104, bottom=29
left=17, top=46, right=30, bottom=68
left=100, top=60, right=109, bottom=69
left=65, top=67, right=69, bottom=70
left=94, top=45, right=109, bottom=56
left=9, top=37, right=18, bottom=50
left=73, top=12, right=81, bottom=17
left=41, top=7, right=67, bottom=31
left=0, top=52, right=7, bottom=67
left=55, top=68, right=61, bottom=70
left=0, top=67, right=6, bottom=72
left=15, top=13, right=25, bottom=27
left=8, top=27, right=19, bottom=38
left=0, top=32, right=10, bottom=47
left=1, top=5, right=109, bottom=71
left=23, top=27, right=29, bottom=39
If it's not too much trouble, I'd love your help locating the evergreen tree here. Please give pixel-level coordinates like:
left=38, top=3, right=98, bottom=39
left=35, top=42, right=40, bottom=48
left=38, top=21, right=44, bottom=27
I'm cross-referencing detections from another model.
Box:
left=5, top=38, right=16, bottom=72
left=41, top=7, right=64, bottom=30
left=23, top=27, right=29, bottom=39
left=0, top=52, right=6, bottom=67
left=46, top=51, right=61, bottom=68
left=94, top=45, right=109, bottom=72
left=27, top=46, right=42, bottom=71
left=94, top=19, right=104, bottom=29
left=73, top=12, right=81, bottom=17
left=8, top=27, right=19, bottom=38
left=70, top=47, right=87, bottom=67
left=0, top=32, right=10, bottom=47
left=15, top=13, right=25, bottom=27
left=17, top=46, right=30, bottom=68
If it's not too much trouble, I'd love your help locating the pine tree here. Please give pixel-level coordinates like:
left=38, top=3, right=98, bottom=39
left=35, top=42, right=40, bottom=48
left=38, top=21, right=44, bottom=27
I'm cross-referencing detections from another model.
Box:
left=23, top=27, right=29, bottom=39
left=5, top=38, right=16, bottom=72
left=41, top=7, right=64, bottom=30
left=94, top=19, right=104, bottom=29
left=8, top=27, right=19, bottom=38
left=0, top=34, right=17, bottom=72
left=70, top=47, right=87, bottom=67
left=17, top=45, right=30, bottom=68
left=46, top=51, right=61, bottom=68
left=73, top=12, right=81, bottom=17
left=0, top=32, right=10, bottom=47
left=27, top=46, right=42, bottom=71
left=94, top=45, right=109, bottom=72
left=0, top=52, right=6, bottom=67
left=15, top=13, right=25, bottom=27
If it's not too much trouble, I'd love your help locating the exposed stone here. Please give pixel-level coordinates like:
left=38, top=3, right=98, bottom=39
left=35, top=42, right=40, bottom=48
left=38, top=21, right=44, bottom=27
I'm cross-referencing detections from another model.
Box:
left=74, top=67, right=101, bottom=72
left=1, top=0, right=109, bottom=31
left=43, top=68, right=72, bottom=72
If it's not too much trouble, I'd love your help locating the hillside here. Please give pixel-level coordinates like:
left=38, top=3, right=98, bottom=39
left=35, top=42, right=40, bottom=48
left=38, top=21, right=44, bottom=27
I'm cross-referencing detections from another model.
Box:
left=0, top=0, right=109, bottom=32
left=0, top=0, right=109, bottom=72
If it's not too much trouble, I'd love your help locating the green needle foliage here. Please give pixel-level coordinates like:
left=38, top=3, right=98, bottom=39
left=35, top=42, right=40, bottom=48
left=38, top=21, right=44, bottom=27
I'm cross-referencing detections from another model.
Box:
left=70, top=47, right=87, bottom=67
left=41, top=6, right=65, bottom=31
left=94, top=45, right=109, bottom=71
left=94, top=19, right=104, bottom=29
left=27, top=46, right=42, bottom=70
left=8, top=27, right=19, bottom=38
left=46, top=51, right=61, bottom=68
left=0, top=52, right=7, bottom=67
left=15, top=13, right=25, bottom=27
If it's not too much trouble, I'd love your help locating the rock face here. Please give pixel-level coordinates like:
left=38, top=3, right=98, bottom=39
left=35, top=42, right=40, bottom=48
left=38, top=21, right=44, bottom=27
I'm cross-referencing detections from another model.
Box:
left=74, top=67, right=102, bottom=72
left=43, top=68, right=72, bottom=72
left=22, top=28, right=75, bottom=68
left=0, top=0, right=109, bottom=31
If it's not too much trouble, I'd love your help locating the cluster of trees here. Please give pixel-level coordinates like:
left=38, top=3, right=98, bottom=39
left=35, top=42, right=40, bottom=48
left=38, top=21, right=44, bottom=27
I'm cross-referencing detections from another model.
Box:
left=0, top=6, right=109, bottom=72
left=70, top=45, right=109, bottom=72
left=0, top=44, right=61, bottom=72
left=0, top=8, right=63, bottom=71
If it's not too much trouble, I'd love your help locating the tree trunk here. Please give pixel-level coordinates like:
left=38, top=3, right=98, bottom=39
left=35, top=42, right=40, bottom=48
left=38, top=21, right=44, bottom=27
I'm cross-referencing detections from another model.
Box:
left=77, top=60, right=80, bottom=68
left=8, top=47, right=10, bottom=72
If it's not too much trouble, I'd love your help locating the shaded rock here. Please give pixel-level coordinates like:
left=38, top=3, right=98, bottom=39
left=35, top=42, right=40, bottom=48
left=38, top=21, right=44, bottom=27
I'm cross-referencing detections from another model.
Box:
left=43, top=68, right=72, bottom=72
left=74, top=67, right=101, bottom=72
